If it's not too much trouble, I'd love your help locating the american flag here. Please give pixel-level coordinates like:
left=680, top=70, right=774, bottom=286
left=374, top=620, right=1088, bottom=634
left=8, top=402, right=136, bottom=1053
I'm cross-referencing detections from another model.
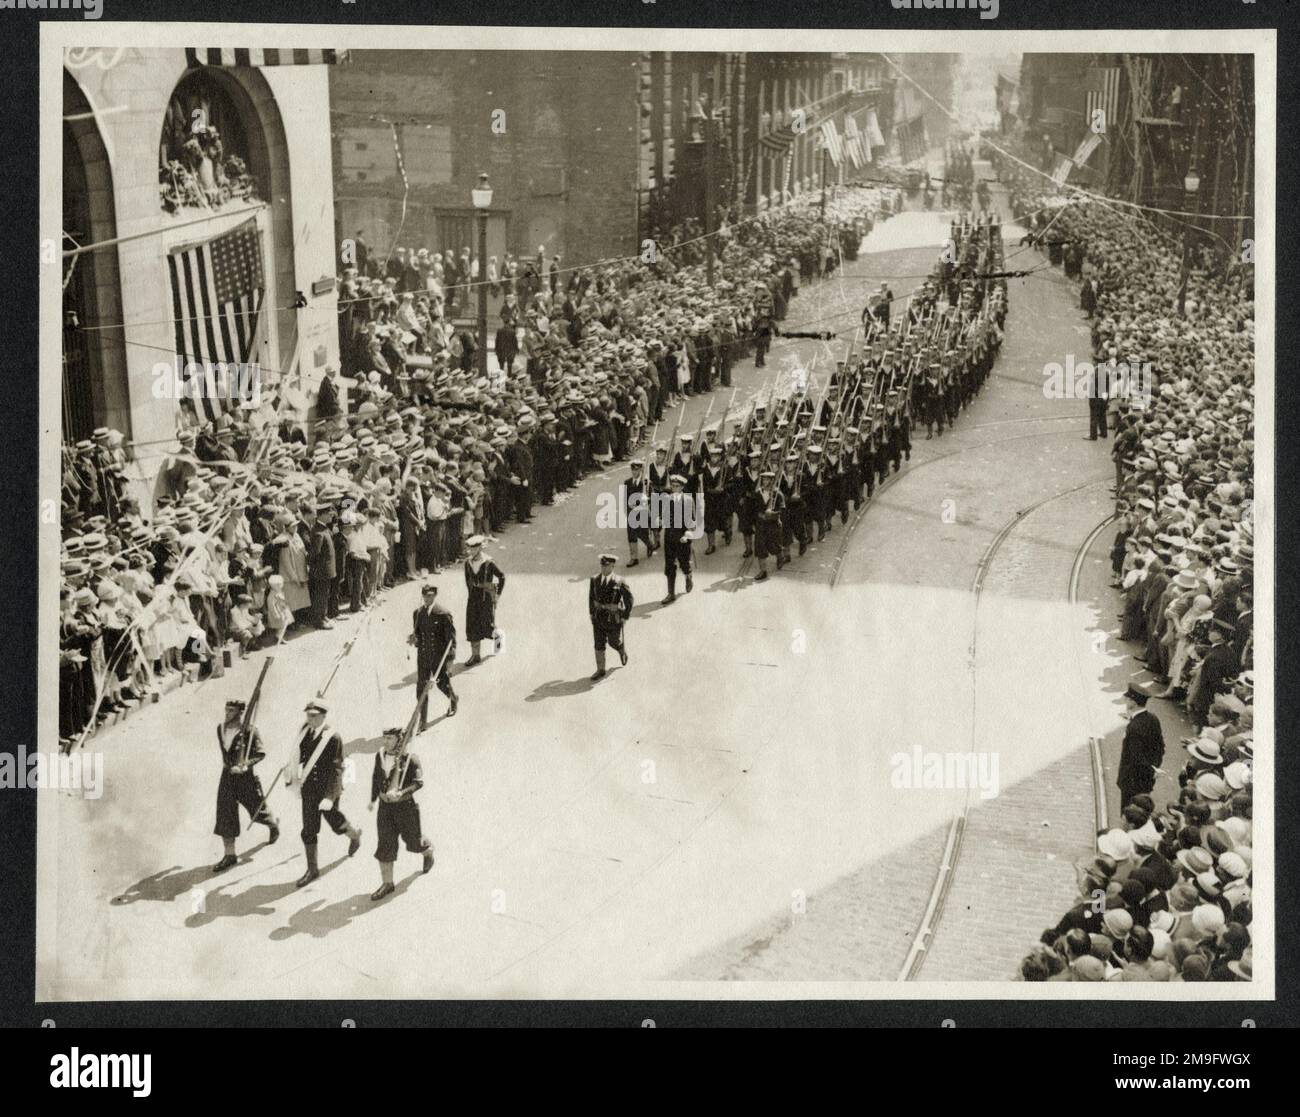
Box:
left=1085, top=66, right=1122, bottom=136
left=167, top=218, right=266, bottom=422
left=1071, top=132, right=1103, bottom=169
left=843, top=115, right=866, bottom=168
left=759, top=123, right=795, bottom=155
left=819, top=119, right=844, bottom=167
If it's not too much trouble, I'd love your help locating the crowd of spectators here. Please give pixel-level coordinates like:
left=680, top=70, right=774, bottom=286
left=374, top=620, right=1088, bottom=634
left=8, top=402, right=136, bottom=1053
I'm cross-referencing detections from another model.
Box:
left=1001, top=156, right=1255, bottom=982
left=58, top=186, right=895, bottom=745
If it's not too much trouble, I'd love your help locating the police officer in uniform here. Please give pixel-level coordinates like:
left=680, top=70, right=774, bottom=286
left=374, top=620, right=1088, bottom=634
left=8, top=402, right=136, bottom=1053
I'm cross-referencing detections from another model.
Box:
left=288, top=699, right=361, bottom=888
left=368, top=727, right=435, bottom=902
left=410, top=583, right=459, bottom=728
left=212, top=698, right=279, bottom=873
left=589, top=553, right=633, bottom=679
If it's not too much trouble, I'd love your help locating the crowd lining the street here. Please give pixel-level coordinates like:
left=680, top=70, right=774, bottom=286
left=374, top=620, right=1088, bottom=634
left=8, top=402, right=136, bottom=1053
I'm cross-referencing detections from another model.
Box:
left=1001, top=154, right=1255, bottom=982
left=58, top=185, right=897, bottom=743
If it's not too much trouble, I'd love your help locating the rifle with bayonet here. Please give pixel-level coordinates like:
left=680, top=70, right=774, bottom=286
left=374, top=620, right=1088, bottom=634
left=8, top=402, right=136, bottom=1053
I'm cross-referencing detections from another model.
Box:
left=235, top=656, right=274, bottom=769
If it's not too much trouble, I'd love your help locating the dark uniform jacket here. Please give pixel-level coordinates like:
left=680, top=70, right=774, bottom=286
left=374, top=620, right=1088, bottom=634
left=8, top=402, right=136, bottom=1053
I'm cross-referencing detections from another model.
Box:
left=370, top=750, right=424, bottom=805
left=412, top=602, right=457, bottom=669
left=589, top=573, right=633, bottom=626
left=218, top=724, right=266, bottom=770
left=297, top=724, right=345, bottom=798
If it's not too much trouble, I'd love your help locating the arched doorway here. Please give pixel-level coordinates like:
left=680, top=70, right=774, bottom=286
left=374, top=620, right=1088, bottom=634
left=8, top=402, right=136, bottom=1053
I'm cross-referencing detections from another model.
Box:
left=63, top=69, right=127, bottom=441
left=158, top=62, right=297, bottom=385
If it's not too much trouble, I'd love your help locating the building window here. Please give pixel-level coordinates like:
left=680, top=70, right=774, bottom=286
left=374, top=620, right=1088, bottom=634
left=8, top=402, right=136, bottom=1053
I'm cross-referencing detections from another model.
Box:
left=159, top=69, right=261, bottom=213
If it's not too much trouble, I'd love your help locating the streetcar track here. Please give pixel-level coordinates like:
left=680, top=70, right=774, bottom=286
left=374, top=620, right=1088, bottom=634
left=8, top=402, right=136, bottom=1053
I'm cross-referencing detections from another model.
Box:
left=896, top=475, right=1110, bottom=981
left=825, top=421, right=1089, bottom=588
left=1069, top=514, right=1117, bottom=837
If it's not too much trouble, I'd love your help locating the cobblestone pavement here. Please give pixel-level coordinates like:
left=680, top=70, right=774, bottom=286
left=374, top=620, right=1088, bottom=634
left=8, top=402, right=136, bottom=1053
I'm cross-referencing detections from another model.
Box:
left=40, top=175, right=1156, bottom=998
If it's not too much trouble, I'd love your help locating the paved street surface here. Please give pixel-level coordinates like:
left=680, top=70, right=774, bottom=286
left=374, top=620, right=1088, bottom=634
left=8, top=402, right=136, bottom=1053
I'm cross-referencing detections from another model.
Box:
left=40, top=174, right=1162, bottom=998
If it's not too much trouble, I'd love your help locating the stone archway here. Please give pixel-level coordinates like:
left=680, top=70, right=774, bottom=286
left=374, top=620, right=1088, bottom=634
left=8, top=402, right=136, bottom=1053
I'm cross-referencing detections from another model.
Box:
left=63, top=68, right=127, bottom=440
left=158, top=61, right=298, bottom=382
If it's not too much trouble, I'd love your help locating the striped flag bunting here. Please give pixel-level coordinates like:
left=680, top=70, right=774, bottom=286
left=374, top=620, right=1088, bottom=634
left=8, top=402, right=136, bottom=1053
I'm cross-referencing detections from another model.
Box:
left=865, top=108, right=886, bottom=149
left=819, top=119, right=844, bottom=167
left=186, top=48, right=348, bottom=67
left=1071, top=132, right=1103, bottom=168
left=759, top=125, right=795, bottom=155
left=843, top=115, right=866, bottom=168
left=166, top=218, right=267, bottom=423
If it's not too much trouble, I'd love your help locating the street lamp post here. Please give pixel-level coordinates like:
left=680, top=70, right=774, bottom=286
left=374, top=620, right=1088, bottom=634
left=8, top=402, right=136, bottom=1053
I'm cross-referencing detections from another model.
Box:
left=471, top=172, right=493, bottom=376
left=1178, top=167, right=1200, bottom=317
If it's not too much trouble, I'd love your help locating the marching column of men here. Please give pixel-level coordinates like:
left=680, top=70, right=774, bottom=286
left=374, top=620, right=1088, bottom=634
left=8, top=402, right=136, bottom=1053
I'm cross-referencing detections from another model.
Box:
left=201, top=213, right=1009, bottom=902
left=599, top=210, right=1007, bottom=594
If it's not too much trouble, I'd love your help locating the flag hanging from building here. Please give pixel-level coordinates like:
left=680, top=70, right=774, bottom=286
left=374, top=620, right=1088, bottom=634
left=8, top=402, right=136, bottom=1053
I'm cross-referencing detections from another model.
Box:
left=843, top=115, right=865, bottom=168
left=185, top=48, right=348, bottom=67
left=1071, top=132, right=1103, bottom=168
left=865, top=108, right=886, bottom=150
left=819, top=119, right=844, bottom=167
left=1085, top=66, right=1122, bottom=133
left=1050, top=153, right=1074, bottom=186
left=167, top=218, right=267, bottom=422
left=759, top=123, right=795, bottom=156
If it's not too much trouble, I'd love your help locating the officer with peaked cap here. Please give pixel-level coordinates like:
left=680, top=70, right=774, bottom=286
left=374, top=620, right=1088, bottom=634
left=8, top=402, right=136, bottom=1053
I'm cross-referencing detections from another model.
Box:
left=286, top=699, right=361, bottom=888
left=589, top=554, right=633, bottom=680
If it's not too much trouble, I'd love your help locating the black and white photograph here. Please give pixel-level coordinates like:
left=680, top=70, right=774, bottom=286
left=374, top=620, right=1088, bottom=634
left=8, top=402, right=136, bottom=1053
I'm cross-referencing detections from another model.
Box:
left=36, top=20, right=1272, bottom=1005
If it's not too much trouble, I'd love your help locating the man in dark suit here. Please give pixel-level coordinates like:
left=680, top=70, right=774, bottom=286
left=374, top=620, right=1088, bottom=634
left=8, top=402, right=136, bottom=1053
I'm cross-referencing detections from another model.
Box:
left=1117, top=685, right=1165, bottom=807
left=288, top=700, right=361, bottom=888
left=1189, top=619, right=1240, bottom=728
left=505, top=429, right=534, bottom=523
left=1086, top=359, right=1110, bottom=440
left=410, top=583, right=458, bottom=729
left=589, top=554, right=633, bottom=680
left=305, top=506, right=336, bottom=630
left=316, top=365, right=340, bottom=420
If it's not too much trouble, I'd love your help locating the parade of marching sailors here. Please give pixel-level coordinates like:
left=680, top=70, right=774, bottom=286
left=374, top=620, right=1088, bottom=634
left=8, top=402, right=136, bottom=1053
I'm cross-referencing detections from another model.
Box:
left=47, top=44, right=1259, bottom=995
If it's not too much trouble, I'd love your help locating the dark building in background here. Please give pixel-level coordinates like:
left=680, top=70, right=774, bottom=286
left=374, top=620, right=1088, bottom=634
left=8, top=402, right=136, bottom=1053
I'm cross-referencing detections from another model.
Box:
left=635, top=51, right=889, bottom=242
left=330, top=50, right=912, bottom=276
left=330, top=50, right=640, bottom=272
left=1017, top=52, right=1254, bottom=248
left=891, top=53, right=957, bottom=162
